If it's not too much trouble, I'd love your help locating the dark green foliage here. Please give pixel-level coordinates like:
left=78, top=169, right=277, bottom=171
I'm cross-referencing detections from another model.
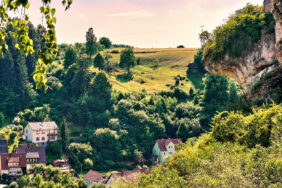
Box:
left=119, top=47, right=136, bottom=74
left=204, top=5, right=275, bottom=62
left=64, top=47, right=77, bottom=69
left=93, top=53, right=105, bottom=70
left=71, top=58, right=92, bottom=98
left=45, top=142, right=62, bottom=164
left=86, top=27, right=98, bottom=58
left=0, top=112, right=4, bottom=127
left=60, top=118, right=69, bottom=153
left=99, top=37, right=112, bottom=49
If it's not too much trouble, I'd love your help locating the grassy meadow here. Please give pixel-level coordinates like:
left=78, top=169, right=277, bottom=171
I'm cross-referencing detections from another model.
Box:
left=90, top=48, right=199, bottom=93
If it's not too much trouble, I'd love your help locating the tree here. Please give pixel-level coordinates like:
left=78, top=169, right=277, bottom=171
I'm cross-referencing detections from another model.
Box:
left=32, top=174, right=44, bottom=188
left=71, top=58, right=92, bottom=98
left=0, top=1, right=73, bottom=89
left=64, top=47, right=77, bottom=69
left=119, top=48, right=136, bottom=74
left=86, top=27, right=98, bottom=59
left=99, top=37, right=112, bottom=49
left=0, top=112, right=4, bottom=127
left=60, top=118, right=69, bottom=153
left=199, top=30, right=211, bottom=47
left=93, top=53, right=105, bottom=70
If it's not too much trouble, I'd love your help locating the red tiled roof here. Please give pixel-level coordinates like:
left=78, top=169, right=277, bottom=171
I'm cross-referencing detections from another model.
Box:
left=0, top=153, right=26, bottom=170
left=8, top=156, right=19, bottom=163
left=156, top=139, right=181, bottom=151
left=84, top=170, right=105, bottom=183
left=111, top=169, right=147, bottom=184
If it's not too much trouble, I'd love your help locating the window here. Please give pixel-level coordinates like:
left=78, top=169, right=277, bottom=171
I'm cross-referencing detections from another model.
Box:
left=36, top=137, right=40, bottom=141
left=42, top=137, right=45, bottom=141
left=42, top=130, right=45, bottom=134
left=36, top=130, right=40, bottom=134
left=26, top=130, right=28, bottom=134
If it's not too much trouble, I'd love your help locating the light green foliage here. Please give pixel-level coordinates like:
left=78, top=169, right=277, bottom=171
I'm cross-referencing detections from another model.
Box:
left=15, top=165, right=87, bottom=188
left=136, top=105, right=282, bottom=187
left=0, top=0, right=72, bottom=89
left=204, top=5, right=275, bottom=62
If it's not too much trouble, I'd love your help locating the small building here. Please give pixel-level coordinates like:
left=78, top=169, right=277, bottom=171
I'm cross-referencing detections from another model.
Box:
left=24, top=122, right=58, bottom=147
left=0, top=140, right=8, bottom=154
left=0, top=153, right=26, bottom=178
left=84, top=170, right=107, bottom=186
left=53, top=159, right=70, bottom=173
left=15, top=144, right=46, bottom=171
left=152, top=139, right=181, bottom=163
left=106, top=169, right=147, bottom=186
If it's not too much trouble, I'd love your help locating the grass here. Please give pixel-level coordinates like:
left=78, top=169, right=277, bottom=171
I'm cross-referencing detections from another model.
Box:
left=93, top=48, right=198, bottom=93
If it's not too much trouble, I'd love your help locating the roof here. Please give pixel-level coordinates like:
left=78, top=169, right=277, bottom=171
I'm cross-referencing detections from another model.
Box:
left=15, top=144, right=46, bottom=164
left=8, top=156, right=19, bottom=163
left=0, top=140, right=8, bottom=154
left=26, top=152, right=39, bottom=158
left=110, top=169, right=147, bottom=184
left=156, top=139, right=181, bottom=152
left=27, top=121, right=58, bottom=130
left=84, top=170, right=106, bottom=183
left=0, top=154, right=26, bottom=170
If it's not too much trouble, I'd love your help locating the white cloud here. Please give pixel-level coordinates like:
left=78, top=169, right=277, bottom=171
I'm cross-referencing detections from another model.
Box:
left=108, top=10, right=153, bottom=19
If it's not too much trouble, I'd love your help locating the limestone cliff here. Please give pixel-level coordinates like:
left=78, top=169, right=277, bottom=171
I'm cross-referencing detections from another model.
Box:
left=202, top=0, right=282, bottom=98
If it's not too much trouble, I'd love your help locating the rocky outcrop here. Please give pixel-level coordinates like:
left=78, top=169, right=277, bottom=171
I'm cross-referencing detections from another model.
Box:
left=202, top=0, right=282, bottom=97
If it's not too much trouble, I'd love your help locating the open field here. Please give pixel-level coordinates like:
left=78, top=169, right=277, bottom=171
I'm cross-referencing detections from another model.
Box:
left=95, top=48, right=198, bottom=93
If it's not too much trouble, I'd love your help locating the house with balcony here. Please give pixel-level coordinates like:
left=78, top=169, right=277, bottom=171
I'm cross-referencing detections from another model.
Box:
left=0, top=153, right=26, bottom=178
left=152, top=139, right=181, bottom=163
left=24, top=122, right=58, bottom=147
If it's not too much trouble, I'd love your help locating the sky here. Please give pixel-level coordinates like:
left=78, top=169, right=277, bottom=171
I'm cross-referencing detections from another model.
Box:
left=27, top=0, right=264, bottom=48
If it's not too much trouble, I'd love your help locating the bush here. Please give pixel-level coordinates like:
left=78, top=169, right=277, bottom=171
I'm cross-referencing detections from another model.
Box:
left=204, top=5, right=275, bottom=62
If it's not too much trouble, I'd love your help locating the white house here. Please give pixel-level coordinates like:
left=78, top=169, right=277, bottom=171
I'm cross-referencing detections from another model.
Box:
left=24, top=122, right=58, bottom=147
left=152, top=139, right=181, bottom=163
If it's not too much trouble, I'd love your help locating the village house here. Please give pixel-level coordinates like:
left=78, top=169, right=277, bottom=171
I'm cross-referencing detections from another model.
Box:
left=15, top=144, right=46, bottom=171
left=152, top=139, right=181, bottom=163
left=0, top=144, right=46, bottom=179
left=0, top=153, right=26, bottom=178
left=106, top=169, right=147, bottom=186
left=53, top=159, right=70, bottom=173
left=24, top=122, right=58, bottom=147
left=84, top=170, right=108, bottom=186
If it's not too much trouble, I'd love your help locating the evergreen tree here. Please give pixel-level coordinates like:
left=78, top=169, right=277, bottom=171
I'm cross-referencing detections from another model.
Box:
left=119, top=47, right=136, bottom=74
left=93, top=53, right=105, bottom=70
left=71, top=58, right=91, bottom=98
left=60, top=118, right=69, bottom=153
left=86, top=27, right=97, bottom=59
left=64, top=47, right=77, bottom=69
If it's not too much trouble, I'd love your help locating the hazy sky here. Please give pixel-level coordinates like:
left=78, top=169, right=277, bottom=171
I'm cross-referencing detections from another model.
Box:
left=27, top=0, right=264, bottom=48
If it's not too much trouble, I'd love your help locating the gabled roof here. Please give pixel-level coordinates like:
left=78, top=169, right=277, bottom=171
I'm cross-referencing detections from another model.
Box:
left=26, top=121, right=58, bottom=130
left=84, top=170, right=106, bottom=183
left=110, top=169, right=148, bottom=184
left=15, top=144, right=46, bottom=164
left=0, top=154, right=26, bottom=170
left=156, top=139, right=181, bottom=152
left=0, top=140, right=8, bottom=154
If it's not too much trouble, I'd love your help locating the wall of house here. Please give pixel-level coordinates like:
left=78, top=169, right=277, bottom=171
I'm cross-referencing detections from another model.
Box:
left=24, top=125, right=33, bottom=142
left=152, top=143, right=161, bottom=156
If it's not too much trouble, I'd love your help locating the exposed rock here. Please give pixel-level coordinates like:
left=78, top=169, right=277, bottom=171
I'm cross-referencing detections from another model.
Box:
left=203, top=1, right=282, bottom=97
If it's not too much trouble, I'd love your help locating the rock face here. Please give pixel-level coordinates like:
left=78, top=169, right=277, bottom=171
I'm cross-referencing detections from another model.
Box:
left=203, top=0, right=282, bottom=96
